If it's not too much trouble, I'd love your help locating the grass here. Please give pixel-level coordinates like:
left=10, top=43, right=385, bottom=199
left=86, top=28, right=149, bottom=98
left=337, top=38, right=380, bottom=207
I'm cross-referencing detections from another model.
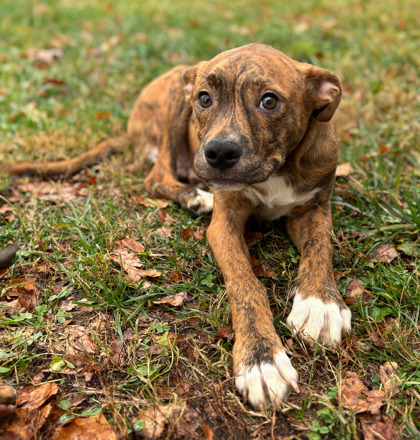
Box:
left=0, top=0, right=419, bottom=438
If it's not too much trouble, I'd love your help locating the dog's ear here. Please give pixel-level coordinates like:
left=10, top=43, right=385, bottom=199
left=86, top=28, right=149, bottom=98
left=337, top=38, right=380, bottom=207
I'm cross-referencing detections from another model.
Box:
left=183, top=62, right=206, bottom=102
left=298, top=63, right=342, bottom=122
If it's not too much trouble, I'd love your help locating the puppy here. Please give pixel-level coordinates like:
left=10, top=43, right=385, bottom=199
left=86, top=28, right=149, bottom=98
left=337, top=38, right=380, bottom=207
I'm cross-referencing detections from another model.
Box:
left=7, top=43, right=351, bottom=410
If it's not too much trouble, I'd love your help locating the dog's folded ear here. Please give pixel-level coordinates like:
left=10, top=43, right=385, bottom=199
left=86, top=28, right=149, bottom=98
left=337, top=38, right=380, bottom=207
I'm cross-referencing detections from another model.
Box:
left=298, top=63, right=342, bottom=122
left=183, top=62, right=206, bottom=102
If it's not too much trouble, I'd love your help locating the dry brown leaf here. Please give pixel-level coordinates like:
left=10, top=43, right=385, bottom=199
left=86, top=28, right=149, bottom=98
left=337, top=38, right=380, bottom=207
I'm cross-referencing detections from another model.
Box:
left=100, top=34, right=124, bottom=52
left=157, top=208, right=176, bottom=224
left=341, top=371, right=385, bottom=414
left=245, top=231, right=263, bottom=247
left=25, top=48, right=63, bottom=64
left=65, top=326, right=97, bottom=354
left=0, top=407, right=40, bottom=439
left=17, top=181, right=91, bottom=202
left=153, top=291, right=188, bottom=307
left=134, top=195, right=171, bottom=208
left=51, top=413, right=117, bottom=440
left=345, top=279, right=365, bottom=305
left=17, top=382, right=59, bottom=410
left=216, top=326, right=234, bottom=342
left=95, top=110, right=111, bottom=120
left=193, top=226, right=207, bottom=240
left=0, top=268, right=9, bottom=278
left=359, top=413, right=402, bottom=440
left=379, top=361, right=400, bottom=398
left=168, top=270, right=183, bottom=284
left=114, top=238, right=145, bottom=253
left=203, top=422, right=214, bottom=440
left=111, top=339, right=126, bottom=365
left=6, top=278, right=40, bottom=313
left=181, top=227, right=194, bottom=241
left=0, top=204, right=15, bottom=215
left=153, top=227, right=174, bottom=238
left=369, top=243, right=398, bottom=263
left=251, top=257, right=278, bottom=280
left=111, top=244, right=162, bottom=283
left=135, top=405, right=183, bottom=439
left=336, top=162, right=355, bottom=177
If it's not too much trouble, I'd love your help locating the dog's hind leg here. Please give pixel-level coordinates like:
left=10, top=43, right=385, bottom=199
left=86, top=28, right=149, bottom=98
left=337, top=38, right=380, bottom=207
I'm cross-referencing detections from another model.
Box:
left=129, top=66, right=213, bottom=215
left=143, top=140, right=213, bottom=215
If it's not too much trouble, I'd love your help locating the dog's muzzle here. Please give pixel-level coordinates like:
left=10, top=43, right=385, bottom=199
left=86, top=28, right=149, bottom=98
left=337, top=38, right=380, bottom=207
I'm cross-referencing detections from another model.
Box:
left=204, top=139, right=242, bottom=170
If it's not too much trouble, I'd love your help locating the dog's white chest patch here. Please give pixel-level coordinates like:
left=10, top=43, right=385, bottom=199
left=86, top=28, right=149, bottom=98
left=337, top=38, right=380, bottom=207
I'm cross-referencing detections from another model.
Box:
left=244, top=176, right=320, bottom=221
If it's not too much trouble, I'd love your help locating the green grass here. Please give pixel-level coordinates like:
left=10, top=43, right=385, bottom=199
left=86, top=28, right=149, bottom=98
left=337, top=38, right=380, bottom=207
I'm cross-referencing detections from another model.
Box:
left=0, top=0, right=419, bottom=438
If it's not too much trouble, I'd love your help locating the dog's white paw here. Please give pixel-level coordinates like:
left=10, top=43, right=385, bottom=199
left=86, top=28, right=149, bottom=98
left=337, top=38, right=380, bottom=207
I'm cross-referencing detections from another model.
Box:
left=287, top=292, right=351, bottom=345
left=187, top=188, right=213, bottom=214
left=235, top=350, right=299, bottom=411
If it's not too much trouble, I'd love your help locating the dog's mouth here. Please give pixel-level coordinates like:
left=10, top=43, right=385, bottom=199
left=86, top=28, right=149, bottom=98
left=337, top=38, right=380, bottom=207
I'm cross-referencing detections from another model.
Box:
left=207, top=178, right=247, bottom=190
left=206, top=166, right=278, bottom=190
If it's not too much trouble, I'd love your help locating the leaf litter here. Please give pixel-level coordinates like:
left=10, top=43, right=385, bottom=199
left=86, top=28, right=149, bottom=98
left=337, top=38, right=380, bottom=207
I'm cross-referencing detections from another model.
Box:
left=110, top=238, right=162, bottom=284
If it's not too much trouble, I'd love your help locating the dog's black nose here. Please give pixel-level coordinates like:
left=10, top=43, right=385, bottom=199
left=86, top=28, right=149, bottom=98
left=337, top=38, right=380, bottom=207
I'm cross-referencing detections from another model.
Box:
left=204, top=139, right=242, bottom=169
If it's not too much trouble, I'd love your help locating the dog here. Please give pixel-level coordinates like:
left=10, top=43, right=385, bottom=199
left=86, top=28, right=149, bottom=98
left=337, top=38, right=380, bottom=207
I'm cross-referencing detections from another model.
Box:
left=6, top=43, right=351, bottom=410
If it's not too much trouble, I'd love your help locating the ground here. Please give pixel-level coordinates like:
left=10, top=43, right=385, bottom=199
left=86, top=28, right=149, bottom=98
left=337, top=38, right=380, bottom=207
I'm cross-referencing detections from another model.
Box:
left=0, top=0, right=419, bottom=439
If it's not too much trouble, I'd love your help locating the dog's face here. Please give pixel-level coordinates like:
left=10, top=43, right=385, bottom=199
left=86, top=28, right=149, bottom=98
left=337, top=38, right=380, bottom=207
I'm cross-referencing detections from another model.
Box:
left=184, top=44, right=342, bottom=188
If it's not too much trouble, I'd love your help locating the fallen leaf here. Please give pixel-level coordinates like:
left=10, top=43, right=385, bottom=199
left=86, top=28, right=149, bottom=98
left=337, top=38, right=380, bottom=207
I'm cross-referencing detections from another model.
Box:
left=51, top=413, right=117, bottom=440
left=95, top=110, right=111, bottom=120
left=135, top=405, right=183, bottom=439
left=345, top=279, right=365, bottom=305
left=153, top=291, right=188, bottom=307
left=215, top=326, right=234, bottom=342
left=193, top=226, right=207, bottom=240
left=24, top=48, right=63, bottom=65
left=251, top=257, right=278, bottom=280
left=359, top=413, right=402, bottom=440
left=134, top=195, right=171, bottom=208
left=0, top=268, right=9, bottom=277
left=336, top=162, right=355, bottom=177
left=369, top=243, right=398, bottom=263
left=0, top=204, right=15, bottom=216
left=181, top=227, right=194, bottom=241
left=33, top=3, right=51, bottom=14
left=100, top=34, right=124, bottom=52
left=111, top=339, right=126, bottom=365
left=6, top=278, right=40, bottom=313
left=134, top=32, right=147, bottom=42
left=153, top=227, right=174, bottom=238
left=114, top=238, right=145, bottom=253
left=203, top=422, right=214, bottom=440
left=168, top=270, right=183, bottom=284
left=157, top=208, right=175, bottom=223
left=111, top=247, right=162, bottom=283
left=245, top=231, right=263, bottom=247
left=379, top=361, right=400, bottom=398
left=43, top=78, right=66, bottom=86
left=17, top=382, right=59, bottom=410
left=65, top=326, right=97, bottom=354
left=341, top=371, right=385, bottom=414
left=17, top=181, right=87, bottom=202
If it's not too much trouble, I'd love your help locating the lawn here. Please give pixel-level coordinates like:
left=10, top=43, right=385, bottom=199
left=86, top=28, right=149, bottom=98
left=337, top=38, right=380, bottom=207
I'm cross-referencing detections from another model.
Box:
left=0, top=0, right=419, bottom=438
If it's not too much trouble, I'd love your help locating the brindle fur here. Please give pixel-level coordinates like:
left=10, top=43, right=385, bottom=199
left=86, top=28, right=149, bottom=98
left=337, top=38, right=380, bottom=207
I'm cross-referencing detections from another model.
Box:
left=6, top=43, right=351, bottom=410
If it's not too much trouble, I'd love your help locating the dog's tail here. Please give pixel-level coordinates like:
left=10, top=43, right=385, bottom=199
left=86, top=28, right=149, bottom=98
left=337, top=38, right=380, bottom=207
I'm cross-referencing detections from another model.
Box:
left=5, top=134, right=130, bottom=178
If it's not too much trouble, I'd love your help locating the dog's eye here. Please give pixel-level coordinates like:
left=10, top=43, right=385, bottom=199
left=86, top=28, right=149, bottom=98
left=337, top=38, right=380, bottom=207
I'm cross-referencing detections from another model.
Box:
left=198, top=92, right=212, bottom=109
left=259, top=93, right=278, bottom=110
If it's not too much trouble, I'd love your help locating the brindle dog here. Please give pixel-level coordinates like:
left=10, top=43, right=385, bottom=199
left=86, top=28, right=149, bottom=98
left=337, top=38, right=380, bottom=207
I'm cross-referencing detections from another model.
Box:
left=7, top=43, right=351, bottom=410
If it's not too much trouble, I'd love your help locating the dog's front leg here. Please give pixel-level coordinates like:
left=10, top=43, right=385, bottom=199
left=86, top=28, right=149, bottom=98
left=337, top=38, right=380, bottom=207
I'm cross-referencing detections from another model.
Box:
left=208, top=191, right=298, bottom=410
left=286, top=202, right=351, bottom=345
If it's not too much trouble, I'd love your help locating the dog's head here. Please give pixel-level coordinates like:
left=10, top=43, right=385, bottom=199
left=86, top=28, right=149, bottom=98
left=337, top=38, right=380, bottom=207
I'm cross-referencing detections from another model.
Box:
left=183, top=43, right=342, bottom=188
